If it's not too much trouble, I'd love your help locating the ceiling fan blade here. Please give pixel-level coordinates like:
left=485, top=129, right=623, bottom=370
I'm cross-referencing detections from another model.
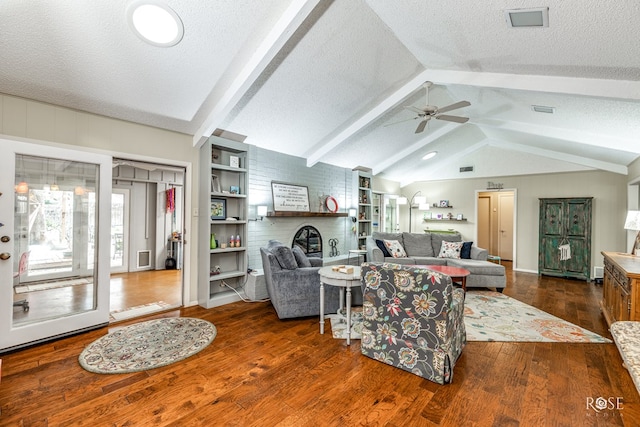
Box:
left=435, top=114, right=469, bottom=124
left=384, top=116, right=419, bottom=127
left=404, top=106, right=425, bottom=114
left=415, top=118, right=429, bottom=133
left=436, top=100, right=471, bottom=114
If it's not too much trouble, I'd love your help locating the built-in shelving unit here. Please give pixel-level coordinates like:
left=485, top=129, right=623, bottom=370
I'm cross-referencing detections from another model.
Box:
left=199, top=136, right=249, bottom=308
left=372, top=191, right=382, bottom=233
left=353, top=169, right=372, bottom=250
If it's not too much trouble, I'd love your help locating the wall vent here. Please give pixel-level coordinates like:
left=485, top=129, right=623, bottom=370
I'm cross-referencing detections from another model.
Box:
left=460, top=166, right=474, bottom=173
left=137, top=250, right=151, bottom=268
left=593, top=266, right=604, bottom=279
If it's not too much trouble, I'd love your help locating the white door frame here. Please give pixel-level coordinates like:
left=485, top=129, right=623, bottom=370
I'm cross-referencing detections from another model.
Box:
left=475, top=188, right=518, bottom=270
left=0, top=138, right=111, bottom=351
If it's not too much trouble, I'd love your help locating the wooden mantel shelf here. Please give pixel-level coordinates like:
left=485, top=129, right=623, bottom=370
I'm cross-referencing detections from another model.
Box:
left=267, top=211, right=348, bottom=218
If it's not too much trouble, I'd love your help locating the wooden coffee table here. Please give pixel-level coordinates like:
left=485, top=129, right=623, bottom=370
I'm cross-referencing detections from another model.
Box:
left=423, top=265, right=470, bottom=293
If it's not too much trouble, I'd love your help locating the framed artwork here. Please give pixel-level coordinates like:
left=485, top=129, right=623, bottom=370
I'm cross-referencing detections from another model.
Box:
left=435, top=213, right=443, bottom=220
left=439, top=200, right=449, bottom=207
left=271, top=181, right=310, bottom=212
left=456, top=214, right=464, bottom=220
left=229, top=155, right=240, bottom=168
left=230, top=185, right=240, bottom=194
left=211, top=198, right=226, bottom=220
left=211, top=175, right=221, bottom=193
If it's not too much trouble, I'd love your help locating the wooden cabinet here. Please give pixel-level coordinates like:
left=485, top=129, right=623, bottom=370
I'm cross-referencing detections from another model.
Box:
left=199, top=136, right=249, bottom=308
left=601, top=251, right=640, bottom=326
left=354, top=170, right=372, bottom=250
left=538, top=197, right=592, bottom=280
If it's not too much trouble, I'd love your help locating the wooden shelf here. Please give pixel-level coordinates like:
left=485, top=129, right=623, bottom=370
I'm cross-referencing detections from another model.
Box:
left=267, top=211, right=348, bottom=217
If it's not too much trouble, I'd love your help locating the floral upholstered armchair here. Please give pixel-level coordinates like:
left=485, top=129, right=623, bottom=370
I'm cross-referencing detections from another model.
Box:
left=360, top=262, right=466, bottom=384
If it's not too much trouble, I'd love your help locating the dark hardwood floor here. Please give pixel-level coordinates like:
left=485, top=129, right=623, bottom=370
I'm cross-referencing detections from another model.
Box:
left=1, top=264, right=639, bottom=426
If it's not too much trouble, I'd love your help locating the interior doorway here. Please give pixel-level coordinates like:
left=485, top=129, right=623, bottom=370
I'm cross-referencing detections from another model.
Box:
left=477, top=190, right=515, bottom=262
left=110, top=159, right=185, bottom=320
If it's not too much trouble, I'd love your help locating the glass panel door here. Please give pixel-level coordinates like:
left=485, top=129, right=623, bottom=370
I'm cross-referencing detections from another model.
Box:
left=0, top=139, right=111, bottom=351
left=110, top=189, right=129, bottom=272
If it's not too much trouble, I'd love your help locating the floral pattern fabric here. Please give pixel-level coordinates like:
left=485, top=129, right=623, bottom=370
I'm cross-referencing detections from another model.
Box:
left=383, top=240, right=407, bottom=258
left=360, top=262, right=466, bottom=384
left=438, top=241, right=463, bottom=258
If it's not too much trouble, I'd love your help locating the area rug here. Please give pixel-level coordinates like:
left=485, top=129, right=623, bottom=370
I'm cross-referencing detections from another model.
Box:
left=327, top=291, right=611, bottom=343
left=14, top=277, right=92, bottom=293
left=327, top=307, right=363, bottom=340
left=78, top=317, right=216, bottom=374
left=464, top=291, right=611, bottom=343
left=109, top=301, right=172, bottom=322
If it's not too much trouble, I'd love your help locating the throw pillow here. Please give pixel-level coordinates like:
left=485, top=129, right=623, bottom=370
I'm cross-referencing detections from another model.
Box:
left=272, top=245, right=298, bottom=270
left=461, top=241, right=473, bottom=259
left=375, top=239, right=392, bottom=258
left=384, top=239, right=407, bottom=258
left=292, top=245, right=312, bottom=268
left=438, top=241, right=463, bottom=259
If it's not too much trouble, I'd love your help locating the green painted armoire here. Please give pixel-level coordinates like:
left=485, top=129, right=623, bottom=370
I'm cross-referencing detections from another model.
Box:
left=538, top=197, right=593, bottom=281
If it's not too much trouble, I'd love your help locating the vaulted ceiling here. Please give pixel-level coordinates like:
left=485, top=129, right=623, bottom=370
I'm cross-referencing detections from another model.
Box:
left=1, top=1, right=639, bottom=185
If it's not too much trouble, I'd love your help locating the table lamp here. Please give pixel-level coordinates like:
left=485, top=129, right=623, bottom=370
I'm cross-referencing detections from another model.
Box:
left=624, top=210, right=640, bottom=255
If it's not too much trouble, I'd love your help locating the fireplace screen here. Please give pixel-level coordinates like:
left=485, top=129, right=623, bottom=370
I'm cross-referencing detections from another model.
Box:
left=292, top=226, right=322, bottom=258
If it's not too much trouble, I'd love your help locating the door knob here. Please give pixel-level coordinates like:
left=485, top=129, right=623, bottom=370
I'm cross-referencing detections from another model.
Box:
left=0, top=252, right=10, bottom=260
left=1, top=236, right=10, bottom=242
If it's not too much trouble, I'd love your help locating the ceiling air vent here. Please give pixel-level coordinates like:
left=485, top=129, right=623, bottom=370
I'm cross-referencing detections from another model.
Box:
left=460, top=166, right=474, bottom=173
left=532, top=105, right=555, bottom=114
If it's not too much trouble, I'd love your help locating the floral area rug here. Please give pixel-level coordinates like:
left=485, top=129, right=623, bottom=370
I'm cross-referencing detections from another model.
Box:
left=327, top=307, right=363, bottom=340
left=79, top=317, right=216, bottom=374
left=464, top=291, right=611, bottom=343
left=328, top=291, right=611, bottom=343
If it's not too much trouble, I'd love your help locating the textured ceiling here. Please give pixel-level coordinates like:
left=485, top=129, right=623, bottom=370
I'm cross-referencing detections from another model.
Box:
left=1, top=0, right=639, bottom=185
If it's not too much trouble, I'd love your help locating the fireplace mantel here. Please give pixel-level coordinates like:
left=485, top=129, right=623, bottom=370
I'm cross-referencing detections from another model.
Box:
left=267, top=211, right=348, bottom=218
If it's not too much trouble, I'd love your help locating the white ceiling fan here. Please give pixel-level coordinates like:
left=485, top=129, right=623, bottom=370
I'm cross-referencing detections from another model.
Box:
left=399, top=82, right=471, bottom=133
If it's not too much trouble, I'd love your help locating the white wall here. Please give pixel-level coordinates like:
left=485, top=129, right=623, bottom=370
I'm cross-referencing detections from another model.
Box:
left=401, top=170, right=628, bottom=275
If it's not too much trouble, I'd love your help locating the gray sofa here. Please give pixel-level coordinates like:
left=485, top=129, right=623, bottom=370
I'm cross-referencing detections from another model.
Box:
left=366, top=231, right=506, bottom=290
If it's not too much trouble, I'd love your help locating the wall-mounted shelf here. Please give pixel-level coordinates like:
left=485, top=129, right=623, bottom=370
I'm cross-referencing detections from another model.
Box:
left=267, top=211, right=348, bottom=218
left=424, top=219, right=467, bottom=223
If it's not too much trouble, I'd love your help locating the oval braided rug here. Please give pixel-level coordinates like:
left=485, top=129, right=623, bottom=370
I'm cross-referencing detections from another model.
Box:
left=79, top=317, right=216, bottom=374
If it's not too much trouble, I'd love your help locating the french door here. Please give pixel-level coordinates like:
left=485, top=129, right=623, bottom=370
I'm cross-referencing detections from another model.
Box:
left=0, top=139, right=111, bottom=351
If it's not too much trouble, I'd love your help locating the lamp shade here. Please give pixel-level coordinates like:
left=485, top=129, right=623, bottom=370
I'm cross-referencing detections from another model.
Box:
left=348, top=208, right=357, bottom=218
left=413, top=196, right=427, bottom=205
left=15, top=181, right=29, bottom=194
left=257, top=205, right=268, bottom=217
left=624, top=210, right=640, bottom=231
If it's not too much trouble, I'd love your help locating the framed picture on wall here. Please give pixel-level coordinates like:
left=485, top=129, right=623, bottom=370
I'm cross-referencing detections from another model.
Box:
left=211, top=198, right=226, bottom=220
left=439, top=200, right=449, bottom=207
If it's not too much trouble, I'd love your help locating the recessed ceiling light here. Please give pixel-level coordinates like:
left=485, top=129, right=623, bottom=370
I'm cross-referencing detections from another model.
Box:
left=505, top=7, right=549, bottom=28
left=127, top=1, right=184, bottom=47
left=532, top=105, right=555, bottom=114
left=422, top=151, right=437, bottom=160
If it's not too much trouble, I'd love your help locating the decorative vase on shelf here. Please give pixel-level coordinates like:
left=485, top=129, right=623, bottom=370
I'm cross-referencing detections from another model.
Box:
left=210, top=233, right=217, bottom=249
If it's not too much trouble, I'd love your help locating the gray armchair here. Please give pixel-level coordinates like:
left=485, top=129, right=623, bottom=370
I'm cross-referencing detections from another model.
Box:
left=260, top=240, right=342, bottom=319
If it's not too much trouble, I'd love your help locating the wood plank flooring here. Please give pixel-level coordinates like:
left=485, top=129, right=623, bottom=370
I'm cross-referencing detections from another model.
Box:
left=1, top=264, right=639, bottom=426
